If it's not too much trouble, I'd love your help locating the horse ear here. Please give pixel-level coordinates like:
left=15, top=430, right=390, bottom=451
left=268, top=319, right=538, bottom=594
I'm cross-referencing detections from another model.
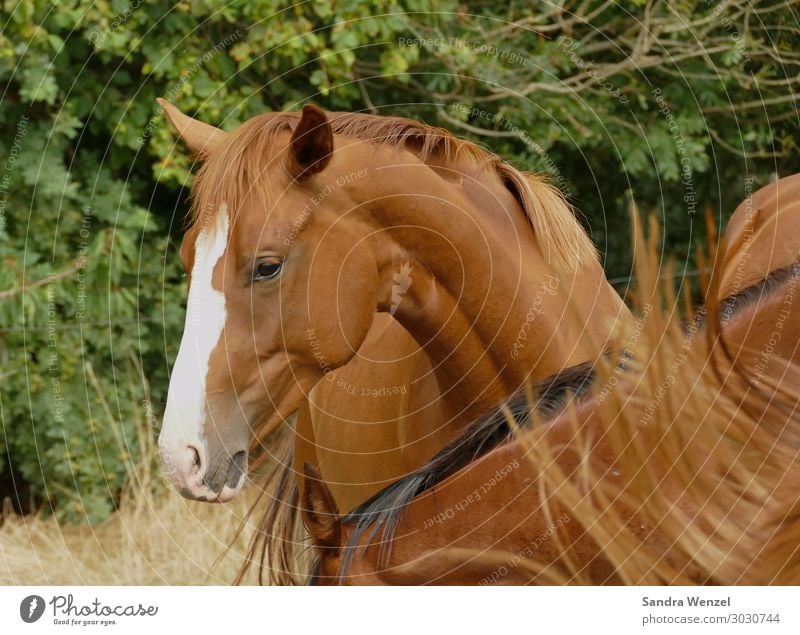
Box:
left=301, top=463, right=341, bottom=550
left=157, top=98, right=229, bottom=156
left=288, top=104, right=333, bottom=178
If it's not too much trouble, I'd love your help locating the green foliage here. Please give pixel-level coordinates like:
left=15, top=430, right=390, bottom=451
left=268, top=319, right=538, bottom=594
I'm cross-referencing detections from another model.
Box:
left=0, top=1, right=797, bottom=522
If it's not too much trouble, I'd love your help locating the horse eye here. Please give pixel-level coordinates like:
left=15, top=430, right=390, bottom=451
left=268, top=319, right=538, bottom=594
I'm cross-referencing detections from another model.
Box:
left=254, top=259, right=283, bottom=281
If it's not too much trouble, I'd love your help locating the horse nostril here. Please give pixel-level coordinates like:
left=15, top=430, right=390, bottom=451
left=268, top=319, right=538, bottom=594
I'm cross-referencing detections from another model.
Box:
left=225, top=450, right=247, bottom=489
left=187, top=445, right=203, bottom=475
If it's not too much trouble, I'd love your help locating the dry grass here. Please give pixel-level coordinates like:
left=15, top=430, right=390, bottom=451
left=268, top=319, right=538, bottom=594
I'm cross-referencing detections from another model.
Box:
left=0, top=358, right=263, bottom=586
left=0, top=487, right=259, bottom=585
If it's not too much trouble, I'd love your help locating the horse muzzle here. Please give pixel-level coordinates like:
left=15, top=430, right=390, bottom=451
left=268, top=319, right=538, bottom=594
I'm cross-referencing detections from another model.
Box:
left=159, top=434, right=248, bottom=503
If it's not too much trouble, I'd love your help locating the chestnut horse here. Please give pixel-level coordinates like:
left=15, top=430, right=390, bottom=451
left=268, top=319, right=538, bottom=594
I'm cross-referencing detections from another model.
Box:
left=720, top=172, right=800, bottom=299
left=302, top=226, right=800, bottom=584
left=156, top=101, right=630, bottom=581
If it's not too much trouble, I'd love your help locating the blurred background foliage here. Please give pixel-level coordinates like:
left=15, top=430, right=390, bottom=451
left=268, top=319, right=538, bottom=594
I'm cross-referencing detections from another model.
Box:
left=0, top=0, right=798, bottom=522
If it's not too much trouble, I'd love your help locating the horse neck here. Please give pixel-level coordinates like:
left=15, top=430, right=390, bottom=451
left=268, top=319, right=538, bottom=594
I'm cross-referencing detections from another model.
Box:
left=361, top=156, right=627, bottom=418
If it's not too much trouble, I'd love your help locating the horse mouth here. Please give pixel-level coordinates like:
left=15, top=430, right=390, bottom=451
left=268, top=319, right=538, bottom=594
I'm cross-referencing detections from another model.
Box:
left=167, top=444, right=249, bottom=504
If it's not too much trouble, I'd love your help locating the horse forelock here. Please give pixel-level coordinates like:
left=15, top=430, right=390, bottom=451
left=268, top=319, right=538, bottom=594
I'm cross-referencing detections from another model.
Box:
left=188, top=110, right=598, bottom=272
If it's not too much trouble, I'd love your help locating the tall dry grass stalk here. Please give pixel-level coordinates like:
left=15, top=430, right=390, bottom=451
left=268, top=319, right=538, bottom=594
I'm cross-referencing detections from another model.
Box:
left=0, top=355, right=261, bottom=585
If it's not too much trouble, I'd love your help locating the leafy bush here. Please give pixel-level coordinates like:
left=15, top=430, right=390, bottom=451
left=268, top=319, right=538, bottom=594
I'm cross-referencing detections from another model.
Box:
left=1, top=0, right=797, bottom=521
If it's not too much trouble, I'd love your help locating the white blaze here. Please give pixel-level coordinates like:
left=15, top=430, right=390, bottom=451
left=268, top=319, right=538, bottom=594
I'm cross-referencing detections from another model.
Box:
left=159, top=204, right=230, bottom=484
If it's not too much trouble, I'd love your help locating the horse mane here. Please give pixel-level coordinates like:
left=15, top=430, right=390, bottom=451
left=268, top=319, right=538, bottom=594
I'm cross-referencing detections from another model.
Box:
left=494, top=218, right=800, bottom=584
left=229, top=425, right=301, bottom=586
left=536, top=297, right=800, bottom=583
left=190, top=110, right=597, bottom=272
left=332, top=261, right=800, bottom=578
left=232, top=356, right=595, bottom=585
left=337, top=360, right=596, bottom=575
left=325, top=217, right=800, bottom=585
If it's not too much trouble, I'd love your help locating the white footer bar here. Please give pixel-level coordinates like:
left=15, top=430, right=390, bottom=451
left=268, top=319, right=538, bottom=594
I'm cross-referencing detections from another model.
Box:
left=0, top=586, right=796, bottom=634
